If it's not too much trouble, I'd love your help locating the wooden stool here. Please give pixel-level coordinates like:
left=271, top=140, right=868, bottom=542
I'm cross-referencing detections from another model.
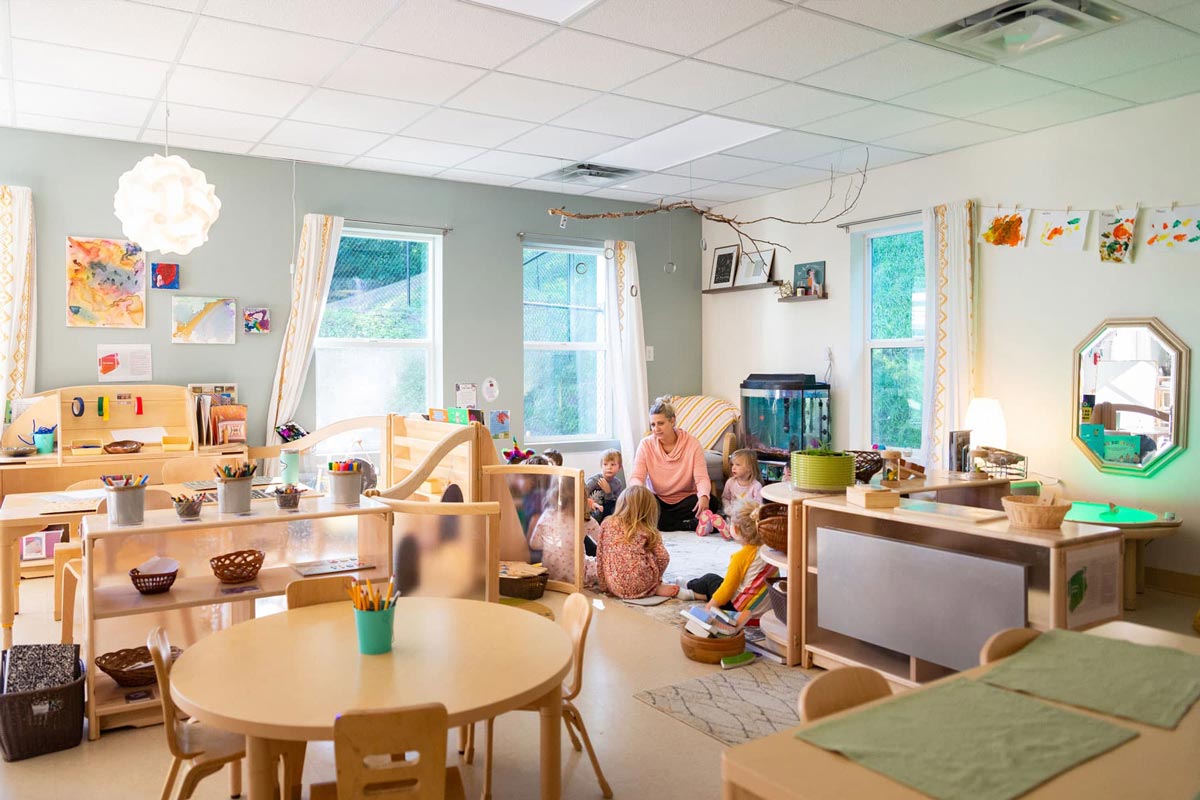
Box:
left=53, top=541, right=82, bottom=622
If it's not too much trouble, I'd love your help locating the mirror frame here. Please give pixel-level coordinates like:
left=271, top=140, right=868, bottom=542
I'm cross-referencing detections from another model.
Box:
left=1071, top=316, right=1190, bottom=477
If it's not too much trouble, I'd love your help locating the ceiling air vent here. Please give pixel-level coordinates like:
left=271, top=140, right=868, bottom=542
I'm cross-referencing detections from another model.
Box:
left=539, top=162, right=643, bottom=187
left=918, top=0, right=1129, bottom=62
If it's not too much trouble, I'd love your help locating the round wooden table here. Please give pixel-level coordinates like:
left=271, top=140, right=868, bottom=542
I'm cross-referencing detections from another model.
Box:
left=170, top=597, right=573, bottom=799
left=1064, top=501, right=1182, bottom=610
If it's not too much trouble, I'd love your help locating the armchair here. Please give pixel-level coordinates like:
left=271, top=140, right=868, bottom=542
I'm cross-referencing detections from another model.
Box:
left=669, top=394, right=741, bottom=484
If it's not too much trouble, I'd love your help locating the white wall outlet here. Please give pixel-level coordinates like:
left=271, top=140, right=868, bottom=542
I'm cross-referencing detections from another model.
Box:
left=645, top=345, right=655, bottom=362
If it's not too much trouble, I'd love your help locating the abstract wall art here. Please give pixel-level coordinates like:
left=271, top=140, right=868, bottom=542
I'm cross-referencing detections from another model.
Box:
left=1098, top=210, right=1139, bottom=263
left=1032, top=210, right=1088, bottom=250
left=1143, top=205, right=1200, bottom=250
left=978, top=206, right=1030, bottom=247
left=171, top=296, right=236, bottom=344
left=66, top=237, right=146, bottom=328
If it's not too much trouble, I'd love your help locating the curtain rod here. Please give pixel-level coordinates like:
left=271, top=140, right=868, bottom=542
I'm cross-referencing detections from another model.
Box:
left=835, top=210, right=919, bottom=232
left=517, top=231, right=606, bottom=246
left=343, top=218, right=452, bottom=235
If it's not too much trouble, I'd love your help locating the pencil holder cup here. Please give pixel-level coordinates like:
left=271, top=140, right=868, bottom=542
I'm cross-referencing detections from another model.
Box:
left=328, top=471, right=363, bottom=505
left=280, top=449, right=300, bottom=486
left=354, top=606, right=395, bottom=655
left=216, top=477, right=252, bottom=515
left=33, top=432, right=55, bottom=455
left=274, top=487, right=304, bottom=511
left=173, top=496, right=202, bottom=521
left=106, top=485, right=146, bottom=527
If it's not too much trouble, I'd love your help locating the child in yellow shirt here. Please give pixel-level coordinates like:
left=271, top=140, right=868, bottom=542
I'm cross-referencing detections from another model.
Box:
left=674, top=500, right=773, bottom=610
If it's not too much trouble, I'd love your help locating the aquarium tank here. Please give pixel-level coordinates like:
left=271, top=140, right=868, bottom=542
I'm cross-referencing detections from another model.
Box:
left=740, top=374, right=831, bottom=469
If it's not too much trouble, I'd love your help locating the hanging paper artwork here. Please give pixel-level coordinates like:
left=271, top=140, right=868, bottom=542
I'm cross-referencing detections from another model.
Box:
left=171, top=296, right=236, bottom=344
left=1032, top=210, right=1087, bottom=250
left=242, top=307, right=270, bottom=334
left=1098, top=210, right=1138, bottom=263
left=978, top=206, right=1030, bottom=247
left=66, top=237, right=146, bottom=328
left=1143, top=206, right=1200, bottom=250
left=151, top=262, right=180, bottom=289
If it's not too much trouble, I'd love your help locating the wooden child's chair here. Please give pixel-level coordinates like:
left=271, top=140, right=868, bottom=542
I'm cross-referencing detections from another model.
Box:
left=310, top=704, right=466, bottom=800
left=979, top=627, right=1041, bottom=665
left=285, top=575, right=353, bottom=609
left=798, top=666, right=892, bottom=723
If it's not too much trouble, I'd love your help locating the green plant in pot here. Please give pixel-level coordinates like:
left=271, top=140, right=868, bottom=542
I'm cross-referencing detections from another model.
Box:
left=790, top=439, right=856, bottom=491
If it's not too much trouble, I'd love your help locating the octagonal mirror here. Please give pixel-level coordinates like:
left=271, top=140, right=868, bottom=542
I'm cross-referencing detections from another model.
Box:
left=1073, top=317, right=1190, bottom=476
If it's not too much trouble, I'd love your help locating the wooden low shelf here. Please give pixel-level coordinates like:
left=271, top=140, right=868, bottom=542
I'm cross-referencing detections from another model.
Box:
left=761, top=547, right=787, bottom=570
left=778, top=294, right=828, bottom=303
left=806, top=628, right=915, bottom=688
left=702, top=281, right=783, bottom=295
left=92, top=670, right=165, bottom=733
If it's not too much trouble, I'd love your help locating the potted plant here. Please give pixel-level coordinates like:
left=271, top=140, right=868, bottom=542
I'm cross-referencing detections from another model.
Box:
left=790, top=440, right=856, bottom=491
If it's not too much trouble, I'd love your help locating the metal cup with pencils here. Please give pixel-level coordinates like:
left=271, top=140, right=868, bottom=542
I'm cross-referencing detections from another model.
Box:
left=215, top=462, right=256, bottom=515
left=350, top=577, right=399, bottom=655
left=103, top=474, right=149, bottom=526
left=327, top=460, right=363, bottom=506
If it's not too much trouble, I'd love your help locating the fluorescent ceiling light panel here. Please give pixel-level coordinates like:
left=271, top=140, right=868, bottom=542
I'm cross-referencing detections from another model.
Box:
left=595, top=115, right=778, bottom=171
left=469, top=0, right=602, bottom=23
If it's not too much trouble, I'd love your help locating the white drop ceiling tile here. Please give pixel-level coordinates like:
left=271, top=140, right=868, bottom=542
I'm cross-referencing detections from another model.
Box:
left=457, top=150, right=565, bottom=178
left=325, top=48, right=486, bottom=105
left=141, top=129, right=254, bottom=155
left=584, top=187, right=660, bottom=203
left=181, top=17, right=353, bottom=85
left=797, top=144, right=919, bottom=173
left=447, top=74, right=597, bottom=123
left=291, top=89, right=431, bottom=133
left=436, top=168, right=524, bottom=187
left=369, top=0, right=553, bottom=68
left=14, top=83, right=152, bottom=127
left=664, top=154, right=778, bottom=182
left=891, top=68, right=1064, bottom=118
left=168, top=66, right=310, bottom=117
left=200, top=0, right=394, bottom=42
left=471, top=0, right=602, bottom=23
left=500, top=126, right=629, bottom=161
left=401, top=108, right=533, bottom=148
left=262, top=120, right=387, bottom=155
left=724, top=130, right=853, bottom=163
left=690, top=182, right=776, bottom=203
left=617, top=60, right=781, bottom=111
left=12, top=40, right=167, bottom=99
left=1008, top=19, right=1200, bottom=84
left=134, top=0, right=201, bottom=10
left=597, top=115, right=777, bottom=171
left=250, top=143, right=354, bottom=166
left=801, top=104, right=945, bottom=142
left=969, top=88, right=1132, bottom=132
left=877, top=119, right=1010, bottom=154
left=614, top=173, right=715, bottom=195
left=552, top=95, right=695, bottom=138
left=1087, top=52, right=1200, bottom=102
left=1162, top=3, right=1200, bottom=32
left=715, top=84, right=872, bottom=128
left=368, top=135, right=484, bottom=167
left=511, top=178, right=597, bottom=196
left=16, top=112, right=141, bottom=142
left=346, top=157, right=444, bottom=177
left=696, top=8, right=893, bottom=80
left=571, top=0, right=782, bottom=55
left=1118, top=0, right=1194, bottom=15
left=146, top=102, right=278, bottom=141
left=801, top=0, right=1001, bottom=36
left=804, top=41, right=989, bottom=101
left=501, top=30, right=678, bottom=92
left=10, top=0, right=192, bottom=60
left=736, top=163, right=832, bottom=189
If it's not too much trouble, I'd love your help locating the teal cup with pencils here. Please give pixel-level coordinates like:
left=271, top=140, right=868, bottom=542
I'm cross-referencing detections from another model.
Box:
left=327, top=460, right=363, bottom=505
left=351, top=578, right=398, bottom=655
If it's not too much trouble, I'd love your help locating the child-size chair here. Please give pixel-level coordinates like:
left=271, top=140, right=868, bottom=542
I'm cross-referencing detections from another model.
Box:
left=285, top=575, right=354, bottom=609
left=979, top=627, right=1041, bottom=665
left=798, top=666, right=892, bottom=723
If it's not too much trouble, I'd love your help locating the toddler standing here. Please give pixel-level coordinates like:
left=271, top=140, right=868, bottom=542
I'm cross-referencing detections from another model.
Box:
left=697, top=449, right=763, bottom=538
left=676, top=500, right=776, bottom=611
left=586, top=448, right=624, bottom=524
left=596, top=486, right=676, bottom=599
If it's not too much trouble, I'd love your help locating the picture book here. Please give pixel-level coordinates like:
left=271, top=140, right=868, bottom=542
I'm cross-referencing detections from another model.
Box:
left=211, top=404, right=248, bottom=445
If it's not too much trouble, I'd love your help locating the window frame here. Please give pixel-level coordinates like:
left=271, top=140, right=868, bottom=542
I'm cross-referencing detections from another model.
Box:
left=521, top=241, right=611, bottom=445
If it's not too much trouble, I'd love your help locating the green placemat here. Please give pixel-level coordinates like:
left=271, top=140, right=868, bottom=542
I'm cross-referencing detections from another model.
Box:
left=982, top=629, right=1200, bottom=729
left=797, top=680, right=1136, bottom=800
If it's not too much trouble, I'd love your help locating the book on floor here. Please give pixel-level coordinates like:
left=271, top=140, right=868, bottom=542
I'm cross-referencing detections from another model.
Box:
left=745, top=640, right=787, bottom=665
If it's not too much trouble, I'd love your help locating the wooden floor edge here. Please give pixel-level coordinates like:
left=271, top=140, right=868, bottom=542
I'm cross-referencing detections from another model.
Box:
left=1145, top=567, right=1200, bottom=598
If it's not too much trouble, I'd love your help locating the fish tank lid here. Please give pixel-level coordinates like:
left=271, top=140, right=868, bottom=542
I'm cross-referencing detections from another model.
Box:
left=740, top=373, right=830, bottom=390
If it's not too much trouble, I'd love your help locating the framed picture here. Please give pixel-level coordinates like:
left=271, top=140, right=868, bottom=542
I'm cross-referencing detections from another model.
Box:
left=794, top=260, right=826, bottom=298
left=710, top=245, right=739, bottom=289
left=735, top=248, right=775, bottom=286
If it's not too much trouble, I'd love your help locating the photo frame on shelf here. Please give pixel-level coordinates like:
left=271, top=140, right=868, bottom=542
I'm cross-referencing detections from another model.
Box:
left=735, top=248, right=775, bottom=286
left=794, top=260, right=825, bottom=298
left=710, top=245, right=739, bottom=289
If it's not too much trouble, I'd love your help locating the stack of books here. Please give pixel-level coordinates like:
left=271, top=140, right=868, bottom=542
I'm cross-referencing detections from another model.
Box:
left=679, top=605, right=751, bottom=639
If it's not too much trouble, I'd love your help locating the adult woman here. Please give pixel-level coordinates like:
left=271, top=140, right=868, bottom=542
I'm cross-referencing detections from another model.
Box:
left=628, top=395, right=713, bottom=531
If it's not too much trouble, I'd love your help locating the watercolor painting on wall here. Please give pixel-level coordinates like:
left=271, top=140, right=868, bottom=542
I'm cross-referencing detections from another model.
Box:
left=1143, top=206, right=1200, bottom=250
left=66, top=237, right=146, bottom=328
left=151, top=262, right=180, bottom=289
left=171, top=296, right=236, bottom=344
left=1098, top=210, right=1139, bottom=263
left=1032, top=210, right=1088, bottom=249
left=979, top=206, right=1030, bottom=247
left=243, top=307, right=270, bottom=334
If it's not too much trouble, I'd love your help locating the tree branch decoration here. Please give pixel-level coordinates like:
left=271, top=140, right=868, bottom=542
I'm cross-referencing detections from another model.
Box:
left=548, top=151, right=870, bottom=256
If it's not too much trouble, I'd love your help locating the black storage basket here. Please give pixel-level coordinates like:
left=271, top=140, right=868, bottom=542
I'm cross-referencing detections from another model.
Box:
left=0, top=648, right=85, bottom=762
left=768, top=579, right=788, bottom=625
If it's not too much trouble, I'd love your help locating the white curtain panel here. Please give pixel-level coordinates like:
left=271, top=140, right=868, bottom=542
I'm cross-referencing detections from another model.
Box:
left=0, top=186, right=36, bottom=409
left=921, top=200, right=975, bottom=469
left=605, top=240, right=649, bottom=461
left=266, top=213, right=343, bottom=445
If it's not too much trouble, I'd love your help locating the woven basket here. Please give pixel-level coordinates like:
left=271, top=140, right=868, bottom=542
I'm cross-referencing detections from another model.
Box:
left=679, top=627, right=745, bottom=664
left=499, top=573, right=548, bottom=600
left=128, top=567, right=177, bottom=595
left=209, top=549, right=265, bottom=584
left=846, top=450, right=884, bottom=484
left=1001, top=496, right=1071, bottom=530
left=95, top=646, right=180, bottom=688
left=0, top=650, right=84, bottom=761
left=757, top=503, right=788, bottom=552
left=768, top=579, right=788, bottom=624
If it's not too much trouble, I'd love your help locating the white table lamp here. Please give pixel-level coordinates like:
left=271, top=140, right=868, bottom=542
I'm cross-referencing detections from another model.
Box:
left=965, top=397, right=1007, bottom=449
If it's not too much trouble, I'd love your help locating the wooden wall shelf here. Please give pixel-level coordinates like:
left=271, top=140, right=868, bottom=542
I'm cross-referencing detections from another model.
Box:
left=779, top=294, right=829, bottom=303
left=702, top=281, right=782, bottom=295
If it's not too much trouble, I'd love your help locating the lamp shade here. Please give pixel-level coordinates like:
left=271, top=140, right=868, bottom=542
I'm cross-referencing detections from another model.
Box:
left=964, top=397, right=1007, bottom=449
left=113, top=153, right=221, bottom=255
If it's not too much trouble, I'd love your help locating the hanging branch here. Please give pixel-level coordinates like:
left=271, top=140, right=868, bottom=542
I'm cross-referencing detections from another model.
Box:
left=548, top=151, right=870, bottom=254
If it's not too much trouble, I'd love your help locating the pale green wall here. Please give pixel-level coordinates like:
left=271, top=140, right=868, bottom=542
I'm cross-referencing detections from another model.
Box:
left=0, top=126, right=701, bottom=443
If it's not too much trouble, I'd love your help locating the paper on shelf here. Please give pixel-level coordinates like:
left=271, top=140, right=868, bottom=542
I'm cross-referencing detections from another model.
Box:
left=110, top=426, right=170, bottom=443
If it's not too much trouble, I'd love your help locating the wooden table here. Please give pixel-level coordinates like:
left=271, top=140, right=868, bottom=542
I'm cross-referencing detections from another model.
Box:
left=170, top=597, right=573, bottom=800
left=1064, top=502, right=1183, bottom=610
left=722, top=621, right=1200, bottom=799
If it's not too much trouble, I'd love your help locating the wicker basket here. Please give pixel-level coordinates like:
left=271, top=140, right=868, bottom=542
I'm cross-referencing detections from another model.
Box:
left=95, top=645, right=180, bottom=688
left=846, top=450, right=884, bottom=484
left=757, top=503, right=788, bottom=552
left=679, top=627, right=745, bottom=664
left=1001, top=496, right=1071, bottom=530
left=499, top=573, right=548, bottom=600
left=768, top=579, right=788, bottom=624
left=128, top=567, right=177, bottom=595
left=0, top=649, right=85, bottom=761
left=209, top=549, right=265, bottom=584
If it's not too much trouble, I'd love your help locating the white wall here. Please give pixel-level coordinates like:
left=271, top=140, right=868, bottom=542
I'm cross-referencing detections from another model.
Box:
left=702, top=93, right=1200, bottom=576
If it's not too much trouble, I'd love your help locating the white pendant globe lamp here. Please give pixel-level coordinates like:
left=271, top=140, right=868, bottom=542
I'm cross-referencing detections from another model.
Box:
left=113, top=88, right=220, bottom=255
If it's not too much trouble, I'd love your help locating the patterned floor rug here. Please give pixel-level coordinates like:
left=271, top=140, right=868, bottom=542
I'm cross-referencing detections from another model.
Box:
left=634, top=660, right=812, bottom=746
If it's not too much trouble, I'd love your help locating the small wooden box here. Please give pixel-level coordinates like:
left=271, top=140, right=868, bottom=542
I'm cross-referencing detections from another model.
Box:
left=161, top=435, right=191, bottom=451
left=846, top=485, right=900, bottom=509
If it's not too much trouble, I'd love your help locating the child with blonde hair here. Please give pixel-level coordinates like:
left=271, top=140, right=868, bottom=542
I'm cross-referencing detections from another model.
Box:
left=586, top=448, right=624, bottom=524
left=596, top=485, right=677, bottom=599
left=676, top=500, right=777, bottom=610
left=529, top=478, right=599, bottom=588
left=697, top=449, right=763, bottom=539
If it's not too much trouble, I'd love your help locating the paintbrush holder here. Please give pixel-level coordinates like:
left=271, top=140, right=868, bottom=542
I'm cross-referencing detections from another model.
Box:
left=105, top=485, right=145, bottom=527
left=328, top=471, right=363, bottom=506
left=216, top=477, right=252, bottom=515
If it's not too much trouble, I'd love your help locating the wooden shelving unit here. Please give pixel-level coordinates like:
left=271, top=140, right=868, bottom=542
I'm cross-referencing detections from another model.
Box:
left=779, top=293, right=829, bottom=303
left=702, top=281, right=782, bottom=295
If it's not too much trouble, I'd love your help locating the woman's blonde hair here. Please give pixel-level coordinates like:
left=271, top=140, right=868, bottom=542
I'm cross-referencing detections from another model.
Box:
left=731, top=448, right=760, bottom=480
left=730, top=500, right=764, bottom=547
left=611, top=485, right=661, bottom=549
left=649, top=395, right=676, bottom=421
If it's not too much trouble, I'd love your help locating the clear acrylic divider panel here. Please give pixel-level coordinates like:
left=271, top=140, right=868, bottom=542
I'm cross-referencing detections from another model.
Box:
left=392, top=509, right=486, bottom=601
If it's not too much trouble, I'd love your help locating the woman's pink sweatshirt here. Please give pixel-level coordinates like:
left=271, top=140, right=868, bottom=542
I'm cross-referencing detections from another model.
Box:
left=629, top=428, right=712, bottom=504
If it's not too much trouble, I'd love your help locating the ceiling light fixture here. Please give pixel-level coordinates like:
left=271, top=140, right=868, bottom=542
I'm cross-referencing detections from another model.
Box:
left=113, top=80, right=221, bottom=255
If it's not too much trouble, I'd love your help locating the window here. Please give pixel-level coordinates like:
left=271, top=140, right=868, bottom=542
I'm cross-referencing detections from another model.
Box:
left=315, top=229, right=441, bottom=449
left=864, top=226, right=926, bottom=449
left=522, top=244, right=609, bottom=442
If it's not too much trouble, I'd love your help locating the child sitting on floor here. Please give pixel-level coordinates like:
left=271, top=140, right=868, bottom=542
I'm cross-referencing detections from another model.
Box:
left=596, top=485, right=677, bottom=599
left=529, top=478, right=599, bottom=588
left=676, top=500, right=776, bottom=611
left=697, top=449, right=763, bottom=538
left=586, top=448, right=624, bottom=524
